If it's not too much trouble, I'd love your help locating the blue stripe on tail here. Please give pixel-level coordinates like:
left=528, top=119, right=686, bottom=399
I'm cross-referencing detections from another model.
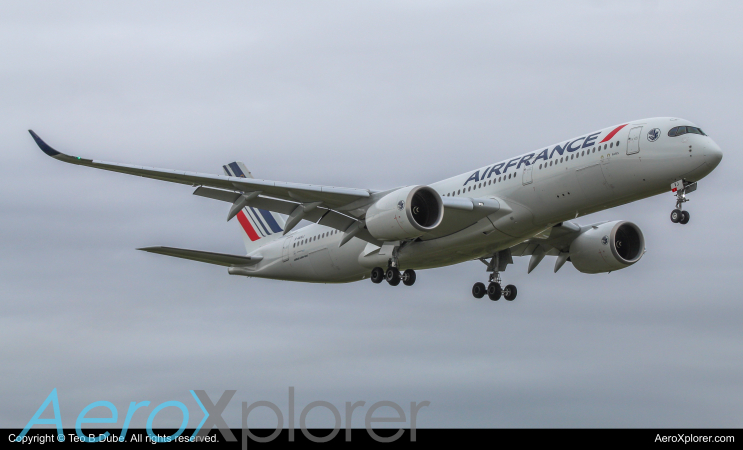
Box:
left=229, top=162, right=246, bottom=178
left=244, top=208, right=266, bottom=237
left=259, top=209, right=283, bottom=233
left=249, top=207, right=271, bottom=235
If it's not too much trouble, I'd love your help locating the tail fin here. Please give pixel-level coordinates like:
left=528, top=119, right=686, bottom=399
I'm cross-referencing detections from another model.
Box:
left=224, top=161, right=287, bottom=254
left=223, top=161, right=253, bottom=179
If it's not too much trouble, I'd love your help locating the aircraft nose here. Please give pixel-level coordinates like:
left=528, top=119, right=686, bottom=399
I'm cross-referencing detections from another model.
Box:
left=706, top=142, right=723, bottom=169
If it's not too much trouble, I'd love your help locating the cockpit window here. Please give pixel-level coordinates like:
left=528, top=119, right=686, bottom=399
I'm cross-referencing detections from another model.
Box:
left=688, top=127, right=705, bottom=135
left=668, top=126, right=706, bottom=137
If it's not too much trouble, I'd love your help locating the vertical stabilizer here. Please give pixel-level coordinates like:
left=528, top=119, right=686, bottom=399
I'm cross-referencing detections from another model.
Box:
left=224, top=161, right=287, bottom=253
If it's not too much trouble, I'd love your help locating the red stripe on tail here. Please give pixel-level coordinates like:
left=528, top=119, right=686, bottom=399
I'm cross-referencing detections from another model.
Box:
left=599, top=124, right=628, bottom=143
left=236, top=211, right=260, bottom=241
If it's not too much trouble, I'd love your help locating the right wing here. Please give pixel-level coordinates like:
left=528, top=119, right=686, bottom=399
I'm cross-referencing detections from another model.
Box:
left=31, top=131, right=508, bottom=244
left=29, top=130, right=373, bottom=212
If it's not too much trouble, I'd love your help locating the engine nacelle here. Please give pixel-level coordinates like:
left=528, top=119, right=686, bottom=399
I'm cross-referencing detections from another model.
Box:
left=365, top=186, right=443, bottom=241
left=569, top=221, right=645, bottom=274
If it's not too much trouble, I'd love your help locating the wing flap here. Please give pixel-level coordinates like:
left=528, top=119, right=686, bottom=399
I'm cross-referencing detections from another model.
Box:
left=193, top=186, right=382, bottom=245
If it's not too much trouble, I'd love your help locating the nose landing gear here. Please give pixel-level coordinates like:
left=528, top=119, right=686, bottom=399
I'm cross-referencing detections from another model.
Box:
left=670, top=209, right=690, bottom=225
left=670, top=180, right=696, bottom=225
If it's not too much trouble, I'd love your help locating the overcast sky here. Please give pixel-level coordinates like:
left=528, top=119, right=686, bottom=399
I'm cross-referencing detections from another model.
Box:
left=2, top=0, right=742, bottom=429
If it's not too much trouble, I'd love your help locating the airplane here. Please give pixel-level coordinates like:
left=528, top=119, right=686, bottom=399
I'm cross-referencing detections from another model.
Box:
left=29, top=117, right=723, bottom=301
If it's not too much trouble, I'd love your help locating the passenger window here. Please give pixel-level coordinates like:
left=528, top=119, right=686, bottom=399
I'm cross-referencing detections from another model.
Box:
left=610, top=142, right=613, bottom=148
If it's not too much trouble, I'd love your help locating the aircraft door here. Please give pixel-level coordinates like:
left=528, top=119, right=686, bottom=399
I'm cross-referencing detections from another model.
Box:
left=522, top=165, right=533, bottom=185
left=282, top=237, right=293, bottom=262
left=627, top=126, right=642, bottom=155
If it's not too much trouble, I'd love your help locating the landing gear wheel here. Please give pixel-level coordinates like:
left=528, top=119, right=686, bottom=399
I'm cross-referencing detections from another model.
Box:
left=680, top=211, right=690, bottom=225
left=670, top=209, right=682, bottom=223
left=386, top=268, right=401, bottom=286
left=503, top=284, right=517, bottom=301
left=402, top=269, right=416, bottom=286
left=370, top=267, right=385, bottom=284
left=472, top=282, right=486, bottom=299
left=487, top=282, right=501, bottom=301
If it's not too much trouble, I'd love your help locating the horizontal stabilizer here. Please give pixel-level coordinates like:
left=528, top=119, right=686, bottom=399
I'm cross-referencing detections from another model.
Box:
left=138, top=246, right=261, bottom=267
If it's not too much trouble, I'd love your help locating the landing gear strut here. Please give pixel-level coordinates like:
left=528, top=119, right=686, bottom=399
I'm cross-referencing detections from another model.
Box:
left=472, top=250, right=518, bottom=302
left=670, top=180, right=696, bottom=225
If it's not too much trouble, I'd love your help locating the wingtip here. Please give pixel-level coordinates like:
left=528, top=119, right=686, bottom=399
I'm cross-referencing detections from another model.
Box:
left=28, top=130, right=61, bottom=157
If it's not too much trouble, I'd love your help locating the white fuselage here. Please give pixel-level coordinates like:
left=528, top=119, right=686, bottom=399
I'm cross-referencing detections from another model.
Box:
left=237, top=117, right=722, bottom=283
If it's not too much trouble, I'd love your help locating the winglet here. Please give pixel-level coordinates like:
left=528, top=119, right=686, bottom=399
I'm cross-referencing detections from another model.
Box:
left=28, top=130, right=61, bottom=157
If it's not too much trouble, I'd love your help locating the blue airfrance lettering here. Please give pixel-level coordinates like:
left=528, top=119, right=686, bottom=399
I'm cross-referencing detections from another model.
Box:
left=549, top=141, right=570, bottom=159
left=583, top=132, right=600, bottom=148
left=464, top=172, right=480, bottom=185
left=486, top=163, right=504, bottom=178
left=534, top=149, right=549, bottom=163
left=516, top=153, right=535, bottom=169
left=567, top=137, right=585, bottom=152
left=462, top=131, right=604, bottom=186
left=502, top=157, right=520, bottom=174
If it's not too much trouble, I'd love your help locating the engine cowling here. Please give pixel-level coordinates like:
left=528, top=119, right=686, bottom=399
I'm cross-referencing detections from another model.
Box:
left=569, top=221, right=645, bottom=274
left=365, top=186, right=444, bottom=241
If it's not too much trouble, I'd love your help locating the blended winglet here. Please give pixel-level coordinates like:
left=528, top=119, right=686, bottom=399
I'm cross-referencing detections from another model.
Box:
left=28, top=130, right=61, bottom=157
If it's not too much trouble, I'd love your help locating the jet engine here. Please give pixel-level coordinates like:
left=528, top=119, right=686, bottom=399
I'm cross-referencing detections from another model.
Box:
left=569, top=221, right=645, bottom=274
left=365, top=186, right=444, bottom=241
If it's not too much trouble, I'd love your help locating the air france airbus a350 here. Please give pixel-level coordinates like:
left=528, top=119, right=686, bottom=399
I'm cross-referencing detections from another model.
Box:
left=29, top=117, right=722, bottom=301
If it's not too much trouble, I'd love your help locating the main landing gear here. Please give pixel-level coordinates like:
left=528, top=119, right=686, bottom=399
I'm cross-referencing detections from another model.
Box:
left=472, top=272, right=517, bottom=301
left=370, top=267, right=416, bottom=286
left=473, top=250, right=518, bottom=301
left=669, top=180, right=696, bottom=225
